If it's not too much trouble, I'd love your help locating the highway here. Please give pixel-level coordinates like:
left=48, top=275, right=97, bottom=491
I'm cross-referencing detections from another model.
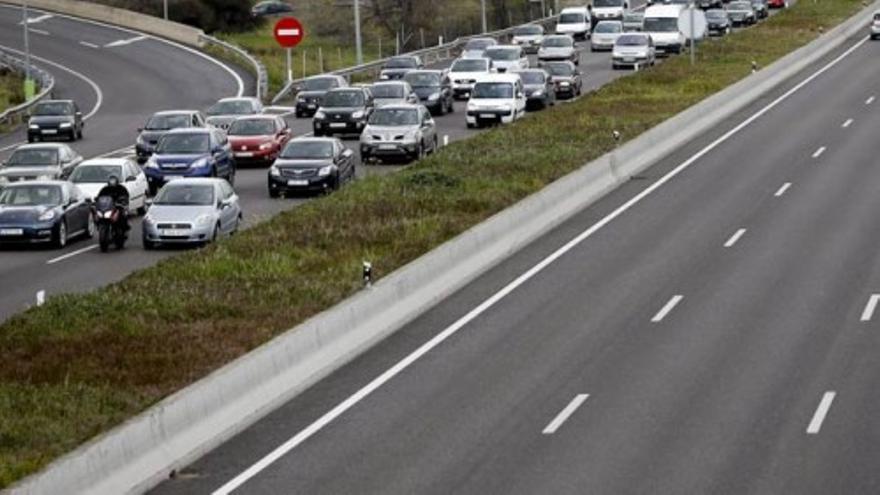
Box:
left=0, top=3, right=647, bottom=321
left=150, top=26, right=880, bottom=495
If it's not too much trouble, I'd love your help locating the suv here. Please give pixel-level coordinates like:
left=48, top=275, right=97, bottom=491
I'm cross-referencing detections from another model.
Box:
left=27, top=100, right=84, bottom=142
left=313, top=87, right=375, bottom=137
left=143, top=128, right=235, bottom=194
left=360, top=104, right=438, bottom=163
left=294, top=75, right=348, bottom=118
left=556, top=7, right=592, bottom=40
left=403, top=70, right=454, bottom=115
left=136, top=110, right=206, bottom=163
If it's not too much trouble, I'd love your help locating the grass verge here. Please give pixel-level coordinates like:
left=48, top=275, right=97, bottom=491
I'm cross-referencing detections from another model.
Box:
left=0, top=0, right=863, bottom=487
left=0, top=68, right=25, bottom=132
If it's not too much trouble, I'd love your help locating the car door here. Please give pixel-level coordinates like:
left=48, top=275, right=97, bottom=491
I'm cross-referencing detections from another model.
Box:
left=218, top=181, right=238, bottom=232
left=72, top=102, right=83, bottom=133
left=66, top=184, right=89, bottom=233
left=59, top=147, right=78, bottom=178
left=124, top=160, right=148, bottom=208
left=441, top=76, right=453, bottom=105
left=515, top=82, right=527, bottom=117
left=421, top=109, right=437, bottom=150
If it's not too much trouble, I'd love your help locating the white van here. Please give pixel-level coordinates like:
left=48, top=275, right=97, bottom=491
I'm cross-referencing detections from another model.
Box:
left=465, top=74, right=527, bottom=128
left=556, top=7, right=592, bottom=40
left=642, top=4, right=686, bottom=54
left=592, top=0, right=628, bottom=21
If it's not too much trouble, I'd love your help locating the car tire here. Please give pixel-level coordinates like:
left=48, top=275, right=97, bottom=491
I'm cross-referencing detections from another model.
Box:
left=269, top=187, right=280, bottom=198
left=466, top=122, right=476, bottom=129
left=54, top=220, right=67, bottom=249
left=84, top=215, right=95, bottom=239
left=211, top=223, right=220, bottom=243
left=77, top=128, right=83, bottom=140
left=432, top=136, right=438, bottom=153
left=418, top=142, right=426, bottom=160
left=447, top=99, right=455, bottom=113
left=143, top=237, right=156, bottom=250
left=27, top=135, right=34, bottom=143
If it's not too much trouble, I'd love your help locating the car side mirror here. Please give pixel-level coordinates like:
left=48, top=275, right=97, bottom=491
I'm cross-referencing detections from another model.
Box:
left=145, top=198, right=153, bottom=209
left=342, top=149, right=354, bottom=158
left=126, top=175, right=137, bottom=182
left=516, top=92, right=524, bottom=98
left=137, top=127, right=143, bottom=133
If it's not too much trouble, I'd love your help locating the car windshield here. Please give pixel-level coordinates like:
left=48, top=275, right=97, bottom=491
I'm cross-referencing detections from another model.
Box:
left=643, top=17, right=680, bottom=31
left=207, top=100, right=254, bottom=116
left=0, top=184, right=62, bottom=206
left=728, top=2, right=752, bottom=8
left=595, top=0, right=624, bottom=6
left=542, top=36, right=572, bottom=48
left=464, top=39, right=495, bottom=51
left=517, top=71, right=545, bottom=84
left=6, top=149, right=59, bottom=166
left=370, top=84, right=406, bottom=98
left=595, top=22, right=622, bottom=33
left=31, top=102, right=72, bottom=116
left=301, top=77, right=338, bottom=91
left=145, top=114, right=191, bottom=130
left=369, top=108, right=419, bottom=126
left=386, top=57, right=417, bottom=69
left=545, top=64, right=574, bottom=76
left=485, top=48, right=519, bottom=61
left=451, top=59, right=488, bottom=72
left=706, top=10, right=727, bottom=18
left=281, top=141, right=334, bottom=159
left=229, top=119, right=276, bottom=136
left=472, top=82, right=513, bottom=99
left=514, top=25, right=542, bottom=35
left=616, top=34, right=649, bottom=45
left=154, top=184, right=214, bottom=206
left=156, top=134, right=210, bottom=154
left=69, top=165, right=123, bottom=183
left=323, top=90, right=365, bottom=107
left=559, top=12, right=585, bottom=23
left=405, top=72, right=441, bottom=87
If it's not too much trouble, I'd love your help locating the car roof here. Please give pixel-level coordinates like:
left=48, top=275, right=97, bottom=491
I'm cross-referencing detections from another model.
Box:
left=596, top=20, right=623, bottom=25
left=165, top=127, right=212, bottom=135
left=14, top=143, right=68, bottom=151
left=645, top=4, right=685, bottom=15
left=35, top=99, right=74, bottom=104
left=371, top=80, right=409, bottom=85
left=163, top=178, right=222, bottom=187
left=475, top=73, right=521, bottom=83
left=374, top=103, right=420, bottom=110
left=216, top=97, right=259, bottom=103
left=487, top=44, right=520, bottom=50
left=79, top=158, right=131, bottom=166
left=4, top=180, right=67, bottom=187
left=153, top=109, right=199, bottom=116
left=327, top=87, right=366, bottom=93
left=231, top=114, right=278, bottom=121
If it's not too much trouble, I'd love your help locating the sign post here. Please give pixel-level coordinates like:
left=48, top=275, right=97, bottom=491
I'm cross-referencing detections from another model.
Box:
left=678, top=6, right=707, bottom=65
left=274, top=17, right=305, bottom=83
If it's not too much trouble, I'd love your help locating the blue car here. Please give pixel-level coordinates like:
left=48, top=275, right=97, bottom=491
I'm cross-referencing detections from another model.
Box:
left=0, top=180, right=93, bottom=248
left=143, top=128, right=235, bottom=195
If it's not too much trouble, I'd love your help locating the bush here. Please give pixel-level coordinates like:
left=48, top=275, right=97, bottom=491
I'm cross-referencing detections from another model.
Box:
left=92, top=0, right=261, bottom=33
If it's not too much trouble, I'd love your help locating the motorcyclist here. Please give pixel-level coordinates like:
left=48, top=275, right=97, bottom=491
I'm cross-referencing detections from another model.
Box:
left=97, top=175, right=130, bottom=231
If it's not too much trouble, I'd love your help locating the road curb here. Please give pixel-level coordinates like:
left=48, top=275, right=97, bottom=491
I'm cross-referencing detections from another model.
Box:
left=8, top=2, right=879, bottom=493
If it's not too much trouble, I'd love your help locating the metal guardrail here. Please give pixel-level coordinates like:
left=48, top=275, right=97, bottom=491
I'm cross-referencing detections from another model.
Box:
left=271, top=14, right=560, bottom=104
left=200, top=34, right=270, bottom=103
left=0, top=51, right=54, bottom=129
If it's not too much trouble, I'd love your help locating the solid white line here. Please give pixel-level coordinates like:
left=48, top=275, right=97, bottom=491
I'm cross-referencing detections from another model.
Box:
left=860, top=294, right=880, bottom=322
left=542, top=394, right=590, bottom=435
left=866, top=96, right=875, bottom=105
left=22, top=14, right=53, bottom=24
left=841, top=118, right=853, bottom=128
left=79, top=41, right=100, bottom=49
left=29, top=28, right=50, bottom=36
left=806, top=391, right=836, bottom=434
left=0, top=4, right=244, bottom=97
left=724, top=228, right=747, bottom=248
left=811, top=146, right=826, bottom=158
left=211, top=35, right=872, bottom=495
left=774, top=182, right=792, bottom=197
left=651, top=295, right=684, bottom=323
left=46, top=244, right=98, bottom=265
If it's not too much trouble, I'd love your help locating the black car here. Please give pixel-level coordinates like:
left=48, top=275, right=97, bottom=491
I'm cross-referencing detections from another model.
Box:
left=403, top=70, right=454, bottom=115
left=515, top=69, right=556, bottom=110
left=27, top=100, right=83, bottom=143
left=379, top=56, right=424, bottom=80
left=135, top=110, right=206, bottom=163
left=294, top=75, right=348, bottom=118
left=313, top=87, right=374, bottom=137
left=543, top=61, right=582, bottom=99
left=268, top=137, right=355, bottom=196
left=705, top=9, right=731, bottom=35
left=0, top=181, right=92, bottom=248
left=251, top=0, right=293, bottom=17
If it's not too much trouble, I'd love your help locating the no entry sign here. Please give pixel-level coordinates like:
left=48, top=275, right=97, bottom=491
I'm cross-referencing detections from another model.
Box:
left=274, top=17, right=304, bottom=48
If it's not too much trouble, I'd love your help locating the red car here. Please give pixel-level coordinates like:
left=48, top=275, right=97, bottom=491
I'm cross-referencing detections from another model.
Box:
left=767, top=0, right=785, bottom=8
left=227, top=115, right=292, bottom=166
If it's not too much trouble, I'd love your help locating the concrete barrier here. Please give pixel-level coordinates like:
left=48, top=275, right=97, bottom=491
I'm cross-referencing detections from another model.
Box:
left=1, top=0, right=203, bottom=46
left=7, top=2, right=878, bottom=494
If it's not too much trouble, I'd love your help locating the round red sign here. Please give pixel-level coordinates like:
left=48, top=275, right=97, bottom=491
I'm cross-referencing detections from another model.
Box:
left=273, top=17, right=304, bottom=48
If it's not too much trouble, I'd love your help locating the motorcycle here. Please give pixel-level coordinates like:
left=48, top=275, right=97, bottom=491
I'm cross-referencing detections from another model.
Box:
left=92, top=195, right=128, bottom=252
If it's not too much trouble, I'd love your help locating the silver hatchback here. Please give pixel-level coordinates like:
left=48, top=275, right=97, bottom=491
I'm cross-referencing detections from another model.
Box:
left=141, top=178, right=241, bottom=249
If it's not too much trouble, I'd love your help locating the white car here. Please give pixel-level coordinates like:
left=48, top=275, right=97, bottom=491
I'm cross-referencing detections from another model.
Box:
left=465, top=74, right=526, bottom=128
left=538, top=34, right=578, bottom=65
left=483, top=45, right=529, bottom=73
left=591, top=21, right=624, bottom=51
left=556, top=6, right=592, bottom=40
left=871, top=10, right=880, bottom=39
left=511, top=24, right=545, bottom=54
left=612, top=33, right=656, bottom=69
left=68, top=158, right=149, bottom=215
left=643, top=4, right=686, bottom=55
left=592, top=0, right=628, bottom=21
left=448, top=57, right=494, bottom=99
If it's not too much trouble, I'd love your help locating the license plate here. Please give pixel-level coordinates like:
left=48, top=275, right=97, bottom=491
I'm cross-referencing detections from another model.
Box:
left=378, top=144, right=397, bottom=150
left=41, top=129, right=58, bottom=135
left=287, top=179, right=309, bottom=186
left=480, top=113, right=495, bottom=119
left=0, top=228, right=23, bottom=236
left=162, top=229, right=188, bottom=236
left=624, top=57, right=635, bottom=62
left=307, top=104, right=316, bottom=109
left=330, top=123, right=347, bottom=128
left=235, top=152, right=254, bottom=158
left=164, top=175, right=184, bottom=181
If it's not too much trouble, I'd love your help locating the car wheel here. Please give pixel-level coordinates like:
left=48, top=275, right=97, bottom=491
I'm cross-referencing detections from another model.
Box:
left=27, top=135, right=34, bottom=143
left=137, top=201, right=147, bottom=216
left=84, top=215, right=95, bottom=239
left=447, top=99, right=455, bottom=113
left=227, top=168, right=236, bottom=186
left=432, top=136, right=438, bottom=153
left=269, top=187, right=280, bottom=198
left=211, top=223, right=220, bottom=243
left=418, top=142, right=426, bottom=160
left=77, top=128, right=83, bottom=140
left=54, top=220, right=68, bottom=249
left=466, top=122, right=475, bottom=129
left=143, top=237, right=156, bottom=250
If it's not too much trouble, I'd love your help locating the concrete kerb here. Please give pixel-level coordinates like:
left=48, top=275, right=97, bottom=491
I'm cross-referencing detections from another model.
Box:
left=8, top=2, right=879, bottom=494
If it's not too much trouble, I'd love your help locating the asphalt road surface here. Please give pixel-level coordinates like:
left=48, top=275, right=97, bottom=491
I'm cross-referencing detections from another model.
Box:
left=151, top=25, right=880, bottom=495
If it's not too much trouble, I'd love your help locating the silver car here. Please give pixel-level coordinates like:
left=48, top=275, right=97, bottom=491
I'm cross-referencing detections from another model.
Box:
left=141, top=178, right=241, bottom=249
left=369, top=81, right=419, bottom=107
left=0, top=143, right=82, bottom=185
left=360, top=104, right=438, bottom=163
left=205, top=97, right=264, bottom=130
left=538, top=35, right=578, bottom=65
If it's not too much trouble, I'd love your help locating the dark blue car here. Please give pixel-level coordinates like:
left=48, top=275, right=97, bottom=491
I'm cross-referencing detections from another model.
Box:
left=143, top=128, right=234, bottom=195
left=0, top=180, right=93, bottom=248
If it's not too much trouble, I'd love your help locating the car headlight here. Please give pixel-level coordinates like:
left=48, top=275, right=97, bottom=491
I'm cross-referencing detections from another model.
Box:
left=145, top=158, right=159, bottom=169
left=190, top=158, right=209, bottom=169
left=136, top=134, right=145, bottom=145
left=296, top=96, right=306, bottom=102
left=314, top=110, right=326, bottom=119
left=404, top=131, right=419, bottom=143
left=269, top=165, right=280, bottom=176
left=38, top=210, right=56, bottom=221
left=0, top=176, right=8, bottom=185
left=428, top=92, right=440, bottom=101
left=36, top=174, right=53, bottom=180
left=195, top=214, right=213, bottom=226
left=560, top=81, right=571, bottom=87
left=351, top=110, right=366, bottom=119
left=532, top=90, right=544, bottom=97
left=59, top=122, right=72, bottom=128
left=259, top=142, right=273, bottom=151
left=28, top=124, right=39, bottom=130
left=318, top=165, right=334, bottom=177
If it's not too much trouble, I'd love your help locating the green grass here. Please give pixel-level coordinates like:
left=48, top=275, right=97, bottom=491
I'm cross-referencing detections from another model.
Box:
left=0, top=0, right=862, bottom=487
left=0, top=68, right=25, bottom=124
